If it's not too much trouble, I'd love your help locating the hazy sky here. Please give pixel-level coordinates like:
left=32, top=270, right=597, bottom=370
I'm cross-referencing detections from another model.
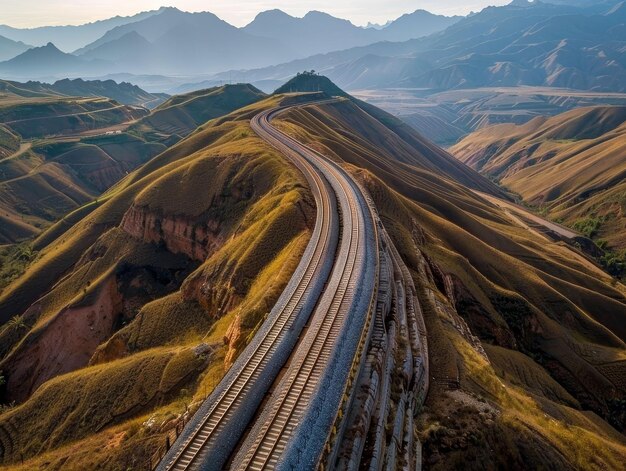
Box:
left=2, top=1, right=512, bottom=28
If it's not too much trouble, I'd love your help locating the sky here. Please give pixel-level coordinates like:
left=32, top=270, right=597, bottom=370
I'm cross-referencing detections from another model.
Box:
left=1, top=0, right=512, bottom=28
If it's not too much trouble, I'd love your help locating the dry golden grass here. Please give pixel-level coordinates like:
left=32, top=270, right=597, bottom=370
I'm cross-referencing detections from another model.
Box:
left=274, top=97, right=626, bottom=468
left=0, top=94, right=312, bottom=469
left=2, top=89, right=625, bottom=470
left=451, top=106, right=626, bottom=256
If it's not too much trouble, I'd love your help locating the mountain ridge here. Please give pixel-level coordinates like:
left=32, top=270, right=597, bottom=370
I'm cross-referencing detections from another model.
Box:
left=213, top=1, right=626, bottom=93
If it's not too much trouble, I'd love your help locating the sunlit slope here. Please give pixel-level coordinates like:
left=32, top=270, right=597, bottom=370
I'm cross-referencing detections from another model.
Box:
left=0, top=78, right=167, bottom=108
left=1, top=79, right=625, bottom=470
left=452, top=106, right=626, bottom=259
left=0, top=95, right=312, bottom=469
left=0, top=97, right=146, bottom=139
left=273, top=96, right=626, bottom=469
left=0, top=133, right=165, bottom=243
left=0, top=84, right=265, bottom=244
left=131, top=84, right=266, bottom=142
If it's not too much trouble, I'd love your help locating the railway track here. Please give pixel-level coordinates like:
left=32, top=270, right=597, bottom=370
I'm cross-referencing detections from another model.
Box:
left=232, top=108, right=377, bottom=470
left=157, top=100, right=378, bottom=471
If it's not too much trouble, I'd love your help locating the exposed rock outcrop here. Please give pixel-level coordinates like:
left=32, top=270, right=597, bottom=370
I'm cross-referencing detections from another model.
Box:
left=1, top=277, right=123, bottom=402
left=121, top=204, right=223, bottom=262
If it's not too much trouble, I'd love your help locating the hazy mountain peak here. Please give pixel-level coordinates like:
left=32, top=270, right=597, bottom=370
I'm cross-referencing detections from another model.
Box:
left=24, top=42, right=65, bottom=56
left=303, top=10, right=353, bottom=24
left=244, top=9, right=297, bottom=30
left=254, top=9, right=294, bottom=20
left=509, top=0, right=541, bottom=7
left=158, top=6, right=181, bottom=13
left=0, top=34, right=32, bottom=61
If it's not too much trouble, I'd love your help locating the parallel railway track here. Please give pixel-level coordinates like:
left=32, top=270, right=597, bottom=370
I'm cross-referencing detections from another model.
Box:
left=158, top=100, right=378, bottom=471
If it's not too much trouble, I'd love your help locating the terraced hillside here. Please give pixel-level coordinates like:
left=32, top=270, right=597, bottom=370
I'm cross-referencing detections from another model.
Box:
left=0, top=97, right=146, bottom=139
left=0, top=84, right=265, bottom=246
left=0, top=78, right=167, bottom=108
left=130, top=84, right=266, bottom=143
left=0, top=77, right=624, bottom=470
left=452, top=106, right=626, bottom=276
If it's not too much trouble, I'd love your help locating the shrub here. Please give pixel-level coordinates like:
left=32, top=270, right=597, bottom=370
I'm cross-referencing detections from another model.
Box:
left=573, top=217, right=603, bottom=238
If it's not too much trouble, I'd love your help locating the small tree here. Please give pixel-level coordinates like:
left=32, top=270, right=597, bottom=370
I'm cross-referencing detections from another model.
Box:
left=7, top=315, right=26, bottom=331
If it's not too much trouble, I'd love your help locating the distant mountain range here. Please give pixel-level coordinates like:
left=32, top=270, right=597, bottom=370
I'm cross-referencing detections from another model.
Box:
left=0, top=7, right=459, bottom=80
left=0, top=1, right=623, bottom=93
left=211, top=0, right=626, bottom=93
left=0, top=35, right=31, bottom=61
left=0, top=8, right=164, bottom=52
left=0, top=42, right=103, bottom=77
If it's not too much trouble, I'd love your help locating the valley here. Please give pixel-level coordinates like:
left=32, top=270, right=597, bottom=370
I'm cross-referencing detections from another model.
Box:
left=452, top=105, right=626, bottom=278
left=354, top=87, right=626, bottom=146
left=0, top=73, right=622, bottom=471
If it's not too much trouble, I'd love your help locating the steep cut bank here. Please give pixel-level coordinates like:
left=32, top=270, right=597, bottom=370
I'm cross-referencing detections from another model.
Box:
left=452, top=105, right=626, bottom=277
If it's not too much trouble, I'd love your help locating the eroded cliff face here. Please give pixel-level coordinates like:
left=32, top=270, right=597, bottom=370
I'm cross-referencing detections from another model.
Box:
left=1, top=277, right=123, bottom=402
left=223, top=314, right=242, bottom=369
left=121, top=204, right=224, bottom=262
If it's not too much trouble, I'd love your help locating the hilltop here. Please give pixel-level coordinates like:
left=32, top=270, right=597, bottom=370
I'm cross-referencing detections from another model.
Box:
left=132, top=83, right=266, bottom=141
left=274, top=72, right=348, bottom=97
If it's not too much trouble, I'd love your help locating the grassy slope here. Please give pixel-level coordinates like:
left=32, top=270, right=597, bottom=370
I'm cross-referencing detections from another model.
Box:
left=0, top=133, right=165, bottom=243
left=0, top=84, right=266, bottom=245
left=130, top=84, right=266, bottom=143
left=275, top=98, right=626, bottom=469
left=451, top=106, right=626, bottom=269
left=0, top=97, right=147, bottom=139
left=0, top=78, right=165, bottom=108
left=2, top=87, right=625, bottom=470
left=0, top=96, right=312, bottom=469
